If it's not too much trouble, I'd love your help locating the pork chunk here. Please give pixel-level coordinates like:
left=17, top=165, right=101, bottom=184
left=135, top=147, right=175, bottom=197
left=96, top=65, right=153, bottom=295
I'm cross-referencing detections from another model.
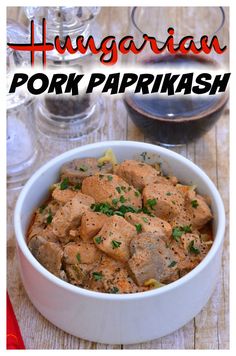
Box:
left=187, top=193, right=212, bottom=229
left=61, top=157, right=113, bottom=185
left=52, top=187, right=79, bottom=204
left=114, top=160, right=162, bottom=190
left=142, top=183, right=185, bottom=221
left=181, top=233, right=212, bottom=261
left=63, top=241, right=102, bottom=265
left=63, top=241, right=102, bottom=286
left=51, top=193, right=95, bottom=241
left=79, top=211, right=108, bottom=241
left=167, top=233, right=213, bottom=277
left=93, top=215, right=137, bottom=262
left=65, top=264, right=95, bottom=287
left=87, top=255, right=145, bottom=294
left=28, top=200, right=60, bottom=241
left=82, top=174, right=142, bottom=209
left=152, top=175, right=178, bottom=186
left=128, top=233, right=178, bottom=286
left=39, top=225, right=59, bottom=243
left=124, top=212, right=172, bottom=242
left=28, top=235, right=63, bottom=277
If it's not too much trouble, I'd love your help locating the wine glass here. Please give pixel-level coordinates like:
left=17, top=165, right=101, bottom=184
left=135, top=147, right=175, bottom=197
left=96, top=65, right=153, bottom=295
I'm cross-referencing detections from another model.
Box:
left=124, top=7, right=229, bottom=146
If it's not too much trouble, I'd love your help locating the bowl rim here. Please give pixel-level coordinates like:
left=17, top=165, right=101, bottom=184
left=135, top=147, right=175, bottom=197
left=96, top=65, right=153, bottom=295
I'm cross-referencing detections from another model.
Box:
left=14, top=140, right=225, bottom=301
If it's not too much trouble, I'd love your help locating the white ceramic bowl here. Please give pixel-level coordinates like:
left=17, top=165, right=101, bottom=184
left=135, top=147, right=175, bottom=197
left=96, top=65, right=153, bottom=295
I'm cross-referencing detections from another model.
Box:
left=14, top=141, right=225, bottom=344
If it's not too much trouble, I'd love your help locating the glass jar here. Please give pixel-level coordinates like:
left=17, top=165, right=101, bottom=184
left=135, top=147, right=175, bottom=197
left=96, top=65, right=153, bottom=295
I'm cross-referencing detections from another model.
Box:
left=7, top=19, right=42, bottom=190
left=24, top=6, right=105, bottom=142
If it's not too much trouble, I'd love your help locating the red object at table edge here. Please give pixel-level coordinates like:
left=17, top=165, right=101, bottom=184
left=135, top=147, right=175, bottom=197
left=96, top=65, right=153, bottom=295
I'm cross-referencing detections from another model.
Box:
left=7, top=292, right=25, bottom=349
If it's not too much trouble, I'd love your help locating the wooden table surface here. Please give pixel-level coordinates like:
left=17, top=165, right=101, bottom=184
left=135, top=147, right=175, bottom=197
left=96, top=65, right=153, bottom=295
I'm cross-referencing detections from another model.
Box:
left=7, top=7, right=229, bottom=349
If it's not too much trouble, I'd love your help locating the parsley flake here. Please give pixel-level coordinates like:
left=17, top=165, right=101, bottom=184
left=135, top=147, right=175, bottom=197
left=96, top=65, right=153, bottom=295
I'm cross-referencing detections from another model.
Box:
left=109, top=286, right=119, bottom=294
left=146, top=198, right=157, bottom=210
left=46, top=212, right=53, bottom=224
left=60, top=178, right=69, bottom=190
left=92, top=272, right=103, bottom=281
left=135, top=223, right=142, bottom=233
left=172, top=225, right=192, bottom=241
left=191, top=200, right=199, bottom=208
left=182, top=225, right=192, bottom=233
left=188, top=240, right=200, bottom=255
left=73, top=183, right=82, bottom=190
left=94, top=236, right=103, bottom=244
left=91, top=203, right=114, bottom=216
left=112, top=198, right=119, bottom=205
left=120, top=195, right=126, bottom=203
left=111, top=240, right=122, bottom=249
left=76, top=253, right=81, bottom=262
left=172, top=227, right=183, bottom=241
left=116, top=186, right=122, bottom=194
left=168, top=260, right=177, bottom=268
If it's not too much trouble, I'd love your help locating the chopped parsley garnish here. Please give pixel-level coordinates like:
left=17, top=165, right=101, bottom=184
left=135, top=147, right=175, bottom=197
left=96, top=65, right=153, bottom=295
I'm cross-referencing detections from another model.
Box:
left=111, top=240, right=122, bottom=249
left=107, top=175, right=113, bottom=181
left=142, top=217, right=149, bottom=223
left=92, top=272, right=103, bottom=281
left=121, top=186, right=126, bottom=192
left=79, top=164, right=88, bottom=172
left=142, top=206, right=155, bottom=216
left=166, top=192, right=172, bottom=196
left=135, top=191, right=140, bottom=197
left=188, top=240, right=200, bottom=255
left=112, top=198, right=119, bottom=206
left=120, top=195, right=126, bottom=203
left=91, top=203, right=114, bottom=216
left=172, top=200, right=176, bottom=205
left=172, top=227, right=183, bottom=241
left=116, top=186, right=122, bottom=194
left=109, top=287, right=119, bottom=294
left=76, top=253, right=81, bottom=262
left=191, top=200, right=199, bottom=208
left=73, top=183, right=82, bottom=190
left=168, top=260, right=177, bottom=268
left=182, top=225, right=192, bottom=233
left=94, top=236, right=103, bottom=244
left=60, top=178, right=69, bottom=190
left=135, top=223, right=142, bottom=233
left=146, top=198, right=157, bottom=210
left=91, top=202, right=152, bottom=218
left=46, top=211, right=53, bottom=224
left=113, top=210, right=123, bottom=217
left=172, top=225, right=192, bottom=241
left=115, top=205, right=138, bottom=216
